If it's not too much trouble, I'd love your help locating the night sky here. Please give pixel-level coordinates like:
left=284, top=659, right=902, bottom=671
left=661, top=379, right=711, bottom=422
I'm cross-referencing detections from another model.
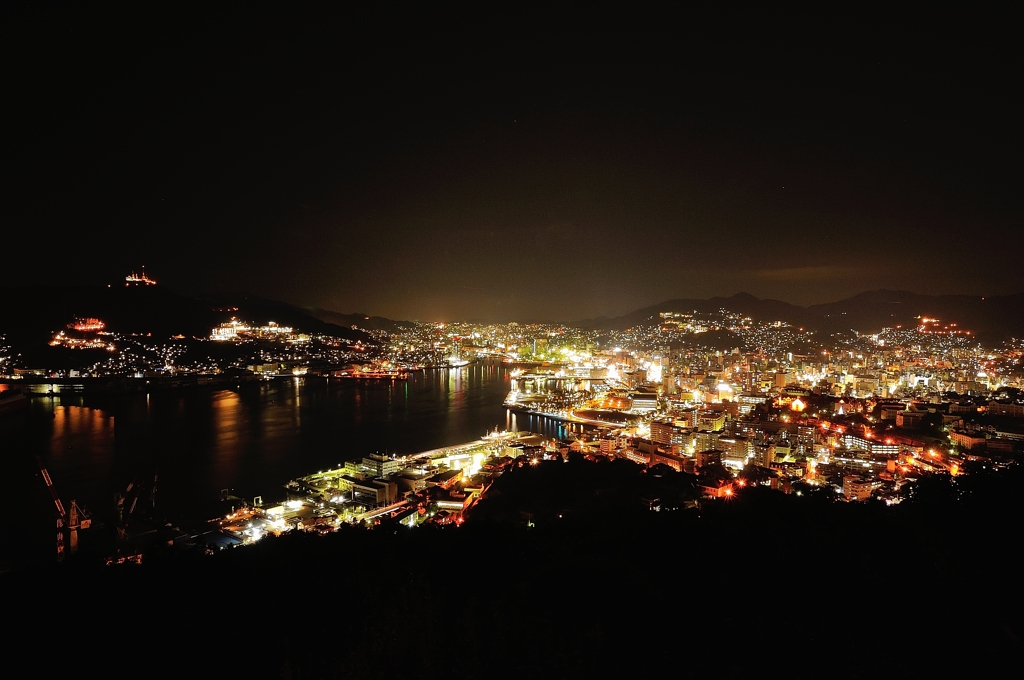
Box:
left=8, top=8, right=1022, bottom=322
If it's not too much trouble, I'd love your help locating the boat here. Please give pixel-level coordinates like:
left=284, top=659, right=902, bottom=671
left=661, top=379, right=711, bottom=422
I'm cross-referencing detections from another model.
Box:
left=331, top=368, right=410, bottom=380
left=447, top=347, right=471, bottom=368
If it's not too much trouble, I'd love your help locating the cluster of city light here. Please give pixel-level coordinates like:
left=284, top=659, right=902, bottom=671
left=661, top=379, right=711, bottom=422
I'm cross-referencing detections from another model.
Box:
left=124, top=268, right=157, bottom=286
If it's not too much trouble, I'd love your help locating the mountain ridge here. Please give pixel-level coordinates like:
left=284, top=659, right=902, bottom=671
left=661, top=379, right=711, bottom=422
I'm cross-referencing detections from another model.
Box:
left=0, top=285, right=401, bottom=344
left=572, top=290, right=1024, bottom=341
left=3, top=284, right=1022, bottom=343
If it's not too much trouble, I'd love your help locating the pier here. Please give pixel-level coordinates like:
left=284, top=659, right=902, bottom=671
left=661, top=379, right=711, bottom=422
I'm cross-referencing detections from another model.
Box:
left=203, top=430, right=554, bottom=547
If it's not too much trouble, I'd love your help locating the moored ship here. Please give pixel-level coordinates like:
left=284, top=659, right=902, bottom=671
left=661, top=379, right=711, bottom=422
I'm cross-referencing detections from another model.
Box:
left=331, top=367, right=410, bottom=380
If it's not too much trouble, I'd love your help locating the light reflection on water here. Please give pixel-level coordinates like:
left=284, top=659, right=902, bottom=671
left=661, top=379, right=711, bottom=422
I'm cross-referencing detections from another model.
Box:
left=1, top=364, right=526, bottom=529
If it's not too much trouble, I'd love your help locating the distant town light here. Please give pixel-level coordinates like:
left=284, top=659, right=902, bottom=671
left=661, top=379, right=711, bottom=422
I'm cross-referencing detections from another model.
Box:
left=125, top=266, right=157, bottom=286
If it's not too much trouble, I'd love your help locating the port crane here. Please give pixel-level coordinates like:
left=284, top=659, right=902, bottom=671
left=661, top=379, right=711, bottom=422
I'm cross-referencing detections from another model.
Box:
left=114, top=471, right=159, bottom=548
left=115, top=470, right=159, bottom=542
left=35, top=456, right=91, bottom=560
left=115, top=476, right=137, bottom=540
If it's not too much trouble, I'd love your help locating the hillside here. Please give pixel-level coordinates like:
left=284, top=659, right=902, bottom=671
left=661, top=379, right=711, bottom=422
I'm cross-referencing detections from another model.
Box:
left=575, top=290, right=1024, bottom=340
left=302, top=307, right=414, bottom=333
left=0, top=284, right=217, bottom=343
left=197, top=292, right=373, bottom=341
left=0, top=285, right=373, bottom=344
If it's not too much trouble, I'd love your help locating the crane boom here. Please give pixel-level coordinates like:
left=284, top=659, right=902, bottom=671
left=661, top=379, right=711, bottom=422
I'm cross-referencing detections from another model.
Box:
left=35, top=456, right=66, bottom=559
left=35, top=455, right=91, bottom=559
left=37, top=457, right=67, bottom=520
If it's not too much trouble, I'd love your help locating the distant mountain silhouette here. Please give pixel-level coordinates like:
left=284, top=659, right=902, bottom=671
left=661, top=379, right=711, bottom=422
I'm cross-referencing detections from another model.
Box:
left=573, top=290, right=1024, bottom=341
left=572, top=293, right=806, bottom=330
left=0, top=285, right=373, bottom=344
left=301, top=307, right=415, bottom=333
left=196, top=292, right=373, bottom=341
left=0, top=284, right=217, bottom=344
left=4, top=284, right=1021, bottom=345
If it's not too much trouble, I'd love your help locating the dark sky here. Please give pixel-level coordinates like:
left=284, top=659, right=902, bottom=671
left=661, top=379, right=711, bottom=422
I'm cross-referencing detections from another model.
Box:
left=7, top=7, right=1022, bottom=322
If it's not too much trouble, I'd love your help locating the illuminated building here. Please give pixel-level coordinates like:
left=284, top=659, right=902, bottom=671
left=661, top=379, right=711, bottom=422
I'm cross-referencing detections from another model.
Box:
left=950, top=430, right=986, bottom=450
left=718, top=436, right=753, bottom=469
left=717, top=381, right=734, bottom=402
left=210, top=319, right=249, bottom=341
left=795, top=425, right=816, bottom=457
left=738, top=393, right=768, bottom=415
left=695, top=449, right=723, bottom=469
left=125, top=267, right=157, bottom=286
left=675, top=408, right=699, bottom=428
left=773, top=442, right=793, bottom=461
left=621, top=448, right=650, bottom=466
left=753, top=443, right=775, bottom=467
left=49, top=328, right=114, bottom=351
left=855, top=375, right=879, bottom=395
left=843, top=434, right=899, bottom=458
left=348, top=478, right=398, bottom=505
left=698, top=478, right=734, bottom=498
left=362, top=453, right=405, bottom=478
left=992, top=428, right=1024, bottom=443
left=692, top=430, right=720, bottom=453
left=878, top=403, right=904, bottom=421
left=646, top=358, right=663, bottom=384
left=698, top=411, right=726, bottom=432
left=211, top=325, right=239, bottom=341
left=648, top=450, right=687, bottom=472
left=71, top=318, right=105, bottom=332
left=896, top=411, right=925, bottom=428
left=651, top=420, right=688, bottom=446
left=630, top=389, right=659, bottom=412
left=988, top=401, right=1024, bottom=418
left=258, top=321, right=294, bottom=335
left=427, top=470, right=463, bottom=490
left=843, top=475, right=873, bottom=501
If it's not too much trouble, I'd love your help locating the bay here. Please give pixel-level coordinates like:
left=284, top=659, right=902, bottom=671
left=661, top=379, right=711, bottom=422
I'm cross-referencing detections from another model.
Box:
left=0, top=361, right=582, bottom=567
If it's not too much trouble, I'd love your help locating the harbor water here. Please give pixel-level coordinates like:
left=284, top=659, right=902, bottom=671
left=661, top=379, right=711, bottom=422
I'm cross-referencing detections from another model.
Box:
left=0, top=362, right=587, bottom=566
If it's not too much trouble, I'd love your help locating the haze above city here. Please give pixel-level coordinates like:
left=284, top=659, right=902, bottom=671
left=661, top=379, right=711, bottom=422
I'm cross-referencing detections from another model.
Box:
left=8, top=8, right=1021, bottom=322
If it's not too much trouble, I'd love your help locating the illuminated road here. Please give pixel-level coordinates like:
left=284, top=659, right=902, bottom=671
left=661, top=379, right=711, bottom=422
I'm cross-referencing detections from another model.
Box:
left=356, top=500, right=411, bottom=522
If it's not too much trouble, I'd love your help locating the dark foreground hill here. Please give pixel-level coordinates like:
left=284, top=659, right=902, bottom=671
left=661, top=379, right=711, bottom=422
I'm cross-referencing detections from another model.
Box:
left=4, top=462, right=1020, bottom=678
left=577, top=290, right=1024, bottom=341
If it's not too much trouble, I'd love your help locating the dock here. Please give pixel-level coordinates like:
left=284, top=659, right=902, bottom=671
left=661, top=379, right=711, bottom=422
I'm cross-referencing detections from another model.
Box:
left=201, top=430, right=554, bottom=548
